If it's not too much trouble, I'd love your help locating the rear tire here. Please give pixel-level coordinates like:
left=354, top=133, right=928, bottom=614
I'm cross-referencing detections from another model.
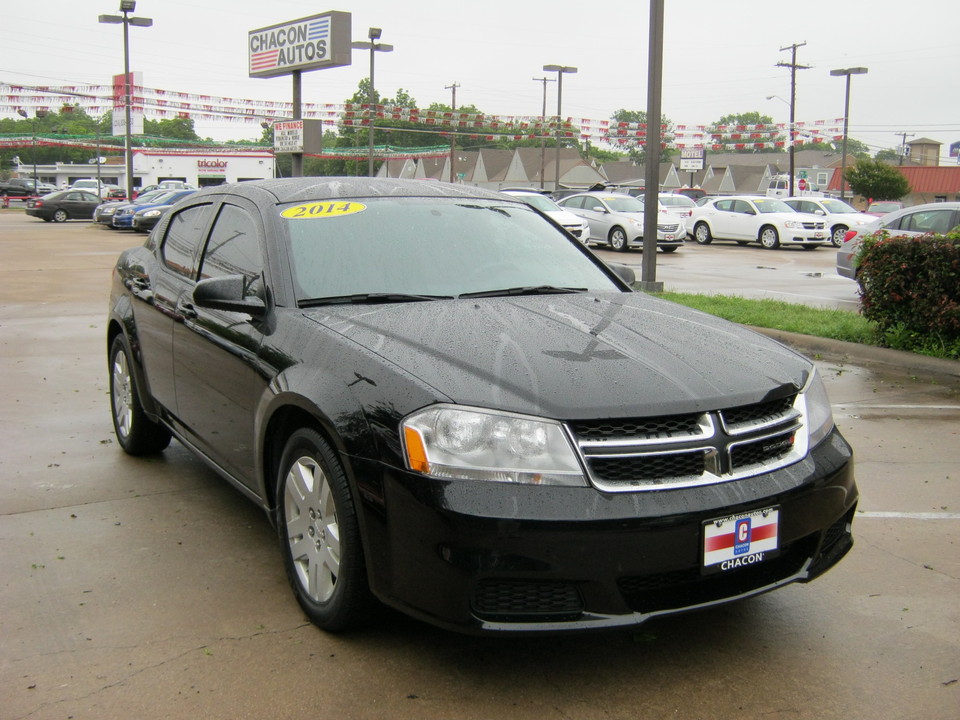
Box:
left=277, top=428, right=374, bottom=632
left=53, top=209, right=68, bottom=223
left=694, top=222, right=712, bottom=245
left=109, top=335, right=171, bottom=455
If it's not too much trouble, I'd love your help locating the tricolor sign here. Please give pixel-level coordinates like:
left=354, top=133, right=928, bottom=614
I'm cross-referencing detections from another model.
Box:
left=703, top=507, right=780, bottom=573
left=248, top=11, right=352, bottom=79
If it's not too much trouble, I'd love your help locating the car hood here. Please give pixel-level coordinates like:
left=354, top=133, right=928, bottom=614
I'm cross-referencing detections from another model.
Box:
left=306, top=292, right=810, bottom=419
left=545, top=209, right=587, bottom=227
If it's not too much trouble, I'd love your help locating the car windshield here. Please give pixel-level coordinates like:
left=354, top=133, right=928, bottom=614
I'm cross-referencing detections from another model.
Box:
left=602, top=196, right=644, bottom=212
left=283, top=197, right=620, bottom=301
left=508, top=193, right=561, bottom=213
left=753, top=199, right=793, bottom=214
left=820, top=199, right=858, bottom=214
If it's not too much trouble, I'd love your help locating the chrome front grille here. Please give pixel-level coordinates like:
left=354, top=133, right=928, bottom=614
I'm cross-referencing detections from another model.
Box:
left=567, top=393, right=805, bottom=492
left=801, top=221, right=825, bottom=230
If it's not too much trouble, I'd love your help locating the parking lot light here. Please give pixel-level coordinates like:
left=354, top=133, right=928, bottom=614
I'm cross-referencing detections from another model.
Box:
left=98, top=2, right=153, bottom=201
left=542, top=65, right=577, bottom=192
left=830, top=67, right=868, bottom=201
left=351, top=28, right=394, bottom=177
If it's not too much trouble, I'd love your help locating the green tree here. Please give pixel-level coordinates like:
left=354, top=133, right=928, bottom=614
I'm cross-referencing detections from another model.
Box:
left=844, top=157, right=911, bottom=200
left=143, top=116, right=200, bottom=142
left=609, top=109, right=674, bottom=164
left=874, top=148, right=900, bottom=164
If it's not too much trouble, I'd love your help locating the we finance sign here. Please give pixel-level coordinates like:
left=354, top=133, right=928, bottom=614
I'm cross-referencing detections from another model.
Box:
left=248, top=11, right=351, bottom=78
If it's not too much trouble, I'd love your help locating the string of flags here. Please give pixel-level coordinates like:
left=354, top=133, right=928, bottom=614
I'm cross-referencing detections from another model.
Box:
left=1, top=82, right=846, bottom=150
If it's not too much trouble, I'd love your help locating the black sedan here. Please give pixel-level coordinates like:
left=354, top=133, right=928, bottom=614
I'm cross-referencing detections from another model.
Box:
left=25, top=189, right=100, bottom=222
left=107, top=178, right=857, bottom=635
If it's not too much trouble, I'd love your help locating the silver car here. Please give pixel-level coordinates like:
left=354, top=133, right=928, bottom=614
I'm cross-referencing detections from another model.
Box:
left=557, top=192, right=684, bottom=253
left=836, top=202, right=960, bottom=279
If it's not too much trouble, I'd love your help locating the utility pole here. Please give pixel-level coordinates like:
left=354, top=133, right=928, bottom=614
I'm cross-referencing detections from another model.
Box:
left=532, top=76, right=555, bottom=190
left=445, top=82, right=460, bottom=183
left=777, top=41, right=810, bottom=197
left=896, top=131, right=915, bottom=166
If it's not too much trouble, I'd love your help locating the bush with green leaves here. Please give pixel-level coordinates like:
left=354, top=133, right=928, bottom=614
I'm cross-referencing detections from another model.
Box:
left=856, top=229, right=960, bottom=358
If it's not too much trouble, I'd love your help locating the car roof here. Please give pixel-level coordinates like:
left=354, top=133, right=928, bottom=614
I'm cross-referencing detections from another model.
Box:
left=190, top=178, right=516, bottom=205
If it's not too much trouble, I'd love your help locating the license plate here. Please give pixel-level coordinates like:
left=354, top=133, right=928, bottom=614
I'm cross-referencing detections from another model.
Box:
left=814, top=232, right=823, bottom=238
left=664, top=234, right=675, bottom=241
left=702, top=507, right=780, bottom=574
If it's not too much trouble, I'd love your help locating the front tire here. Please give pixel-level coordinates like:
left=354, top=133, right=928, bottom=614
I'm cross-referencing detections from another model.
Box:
left=830, top=225, right=847, bottom=247
left=53, top=209, right=68, bottom=223
left=759, top=226, right=780, bottom=249
left=277, top=428, right=373, bottom=632
left=661, top=246, right=679, bottom=253
left=608, top=226, right=628, bottom=252
left=109, top=335, right=171, bottom=455
left=694, top=222, right=712, bottom=245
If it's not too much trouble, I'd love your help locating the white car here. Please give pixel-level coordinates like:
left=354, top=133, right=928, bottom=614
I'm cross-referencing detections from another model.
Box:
left=783, top=197, right=875, bottom=247
left=500, top=189, right=590, bottom=243
left=689, top=196, right=827, bottom=250
left=70, top=178, right=107, bottom=198
left=644, top=193, right=697, bottom=238
left=557, top=192, right=684, bottom=253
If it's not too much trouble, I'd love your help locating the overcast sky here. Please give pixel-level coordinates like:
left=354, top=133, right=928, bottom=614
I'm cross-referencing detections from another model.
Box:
left=2, top=0, right=957, bottom=159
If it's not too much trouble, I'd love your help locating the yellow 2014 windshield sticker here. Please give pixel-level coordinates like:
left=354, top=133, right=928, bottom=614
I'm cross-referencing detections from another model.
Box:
left=281, top=201, right=367, bottom=219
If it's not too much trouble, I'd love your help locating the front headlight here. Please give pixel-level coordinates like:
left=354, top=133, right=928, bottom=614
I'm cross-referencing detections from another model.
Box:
left=401, top=405, right=587, bottom=486
left=784, top=220, right=803, bottom=229
left=142, top=209, right=162, bottom=218
left=799, top=369, right=835, bottom=448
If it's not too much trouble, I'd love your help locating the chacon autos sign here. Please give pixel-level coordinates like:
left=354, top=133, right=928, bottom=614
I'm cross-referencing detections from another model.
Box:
left=248, top=11, right=351, bottom=79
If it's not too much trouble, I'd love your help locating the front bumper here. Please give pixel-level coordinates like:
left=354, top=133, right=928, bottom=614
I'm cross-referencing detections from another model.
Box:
left=357, top=429, right=857, bottom=634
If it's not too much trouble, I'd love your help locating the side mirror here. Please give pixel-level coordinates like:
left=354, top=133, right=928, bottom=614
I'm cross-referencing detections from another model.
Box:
left=606, top=262, right=636, bottom=287
left=193, top=275, right=266, bottom=317
left=815, top=209, right=826, bottom=216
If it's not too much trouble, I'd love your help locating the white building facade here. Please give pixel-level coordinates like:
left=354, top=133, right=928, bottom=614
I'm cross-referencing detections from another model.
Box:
left=22, top=148, right=274, bottom=191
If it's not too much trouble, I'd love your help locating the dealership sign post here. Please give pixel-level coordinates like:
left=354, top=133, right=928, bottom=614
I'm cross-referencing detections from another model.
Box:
left=249, top=11, right=351, bottom=177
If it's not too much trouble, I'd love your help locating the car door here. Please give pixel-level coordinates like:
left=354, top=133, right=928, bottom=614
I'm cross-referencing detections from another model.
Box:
left=559, top=196, right=598, bottom=242
left=130, top=202, right=216, bottom=415
left=709, top=199, right=739, bottom=239
left=171, top=199, right=270, bottom=487
left=728, top=199, right=759, bottom=240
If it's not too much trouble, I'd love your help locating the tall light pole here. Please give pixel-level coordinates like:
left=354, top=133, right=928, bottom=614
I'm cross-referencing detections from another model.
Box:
left=830, top=67, right=868, bottom=201
left=352, top=27, right=393, bottom=178
left=543, top=64, right=576, bottom=192
left=532, top=76, right=555, bottom=190
left=99, top=1, right=152, bottom=201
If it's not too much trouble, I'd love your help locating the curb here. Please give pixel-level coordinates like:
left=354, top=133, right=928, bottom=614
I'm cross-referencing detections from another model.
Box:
left=750, top=327, right=960, bottom=384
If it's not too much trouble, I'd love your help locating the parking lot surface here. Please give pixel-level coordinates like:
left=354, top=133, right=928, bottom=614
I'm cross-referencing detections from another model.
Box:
left=1, top=213, right=958, bottom=719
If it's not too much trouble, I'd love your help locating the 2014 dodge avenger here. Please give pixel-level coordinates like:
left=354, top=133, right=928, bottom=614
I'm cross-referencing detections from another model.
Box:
left=107, top=178, right=857, bottom=635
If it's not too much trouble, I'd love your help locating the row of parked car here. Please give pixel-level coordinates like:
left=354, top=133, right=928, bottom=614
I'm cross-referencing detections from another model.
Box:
left=505, top=187, right=888, bottom=254
left=24, top=180, right=197, bottom=228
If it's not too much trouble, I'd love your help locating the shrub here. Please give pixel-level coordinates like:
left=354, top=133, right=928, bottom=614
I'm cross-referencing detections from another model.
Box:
left=856, top=229, right=960, bottom=357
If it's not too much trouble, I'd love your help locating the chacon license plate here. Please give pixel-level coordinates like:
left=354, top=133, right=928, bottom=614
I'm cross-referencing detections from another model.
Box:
left=702, top=507, right=780, bottom=574
left=814, top=232, right=823, bottom=238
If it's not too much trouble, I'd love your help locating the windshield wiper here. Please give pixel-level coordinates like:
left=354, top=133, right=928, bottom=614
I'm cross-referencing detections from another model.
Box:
left=300, top=293, right=455, bottom=307
left=458, top=285, right=588, bottom=299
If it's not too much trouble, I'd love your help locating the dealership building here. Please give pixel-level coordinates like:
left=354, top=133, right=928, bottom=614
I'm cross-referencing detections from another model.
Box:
left=17, top=148, right=274, bottom=191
